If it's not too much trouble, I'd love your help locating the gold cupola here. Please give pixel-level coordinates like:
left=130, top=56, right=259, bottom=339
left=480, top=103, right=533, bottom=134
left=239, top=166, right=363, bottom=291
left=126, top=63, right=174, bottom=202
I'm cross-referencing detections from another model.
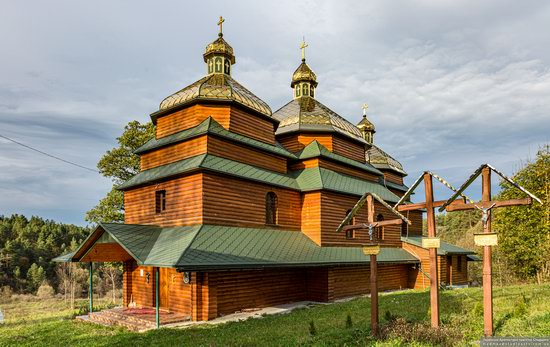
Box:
left=291, top=39, right=318, bottom=99
left=203, top=16, right=235, bottom=75
left=357, top=104, right=376, bottom=144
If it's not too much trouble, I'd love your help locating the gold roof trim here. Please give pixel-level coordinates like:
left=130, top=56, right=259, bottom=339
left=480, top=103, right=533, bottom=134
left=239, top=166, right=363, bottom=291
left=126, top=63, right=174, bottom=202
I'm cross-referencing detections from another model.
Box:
left=366, top=144, right=406, bottom=175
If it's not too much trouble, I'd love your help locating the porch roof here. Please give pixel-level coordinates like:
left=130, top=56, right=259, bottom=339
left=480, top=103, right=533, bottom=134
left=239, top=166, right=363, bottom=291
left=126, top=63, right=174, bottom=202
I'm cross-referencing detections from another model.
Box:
left=54, top=223, right=419, bottom=270
left=401, top=236, right=476, bottom=256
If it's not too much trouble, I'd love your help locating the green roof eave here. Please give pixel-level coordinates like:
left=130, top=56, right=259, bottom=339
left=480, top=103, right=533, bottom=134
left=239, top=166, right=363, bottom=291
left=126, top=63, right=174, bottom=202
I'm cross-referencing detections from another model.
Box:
left=401, top=236, right=476, bottom=255
left=294, top=167, right=401, bottom=203
left=117, top=154, right=299, bottom=191
left=382, top=180, right=409, bottom=192
left=135, top=117, right=295, bottom=159
left=297, top=140, right=383, bottom=177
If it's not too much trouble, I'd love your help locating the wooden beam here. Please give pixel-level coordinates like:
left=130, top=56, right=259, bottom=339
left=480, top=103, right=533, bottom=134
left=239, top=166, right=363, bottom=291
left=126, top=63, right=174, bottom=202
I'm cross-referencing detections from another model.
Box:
left=397, top=198, right=467, bottom=212
left=341, top=219, right=403, bottom=231
left=424, top=173, right=440, bottom=329
left=445, top=197, right=532, bottom=212
left=482, top=166, right=493, bottom=337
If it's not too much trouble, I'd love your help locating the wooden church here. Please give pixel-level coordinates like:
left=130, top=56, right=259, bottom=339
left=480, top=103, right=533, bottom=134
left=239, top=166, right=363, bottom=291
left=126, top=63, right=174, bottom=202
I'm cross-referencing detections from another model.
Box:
left=55, top=21, right=476, bottom=323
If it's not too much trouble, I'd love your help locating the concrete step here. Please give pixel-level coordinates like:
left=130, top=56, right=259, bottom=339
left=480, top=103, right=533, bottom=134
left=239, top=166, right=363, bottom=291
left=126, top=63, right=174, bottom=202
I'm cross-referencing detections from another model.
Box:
left=88, top=312, right=152, bottom=332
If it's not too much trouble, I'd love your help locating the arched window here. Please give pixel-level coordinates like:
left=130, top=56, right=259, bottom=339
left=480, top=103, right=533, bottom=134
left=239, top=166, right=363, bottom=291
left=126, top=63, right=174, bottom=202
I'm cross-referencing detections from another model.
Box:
left=345, top=209, right=355, bottom=239
left=208, top=59, right=214, bottom=74
left=296, top=86, right=301, bottom=97
left=265, top=192, right=278, bottom=225
left=214, top=57, right=222, bottom=73
left=310, top=87, right=314, bottom=98
left=224, top=59, right=230, bottom=75
left=302, top=83, right=309, bottom=96
left=376, top=213, right=384, bottom=241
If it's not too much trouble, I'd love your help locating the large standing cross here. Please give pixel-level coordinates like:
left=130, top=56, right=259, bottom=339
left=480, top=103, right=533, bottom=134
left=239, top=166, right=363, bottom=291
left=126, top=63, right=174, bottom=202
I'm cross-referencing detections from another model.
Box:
left=337, top=192, right=411, bottom=336
left=393, top=171, right=473, bottom=328
left=438, top=164, right=541, bottom=337
left=217, top=16, right=225, bottom=35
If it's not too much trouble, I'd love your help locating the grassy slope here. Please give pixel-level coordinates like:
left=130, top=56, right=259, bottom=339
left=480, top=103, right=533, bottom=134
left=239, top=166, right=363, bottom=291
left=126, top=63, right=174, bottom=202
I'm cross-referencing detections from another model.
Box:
left=0, top=284, right=549, bottom=347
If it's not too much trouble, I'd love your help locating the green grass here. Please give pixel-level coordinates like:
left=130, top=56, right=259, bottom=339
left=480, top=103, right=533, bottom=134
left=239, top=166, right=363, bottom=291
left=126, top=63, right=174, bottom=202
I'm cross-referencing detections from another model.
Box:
left=1, top=284, right=549, bottom=346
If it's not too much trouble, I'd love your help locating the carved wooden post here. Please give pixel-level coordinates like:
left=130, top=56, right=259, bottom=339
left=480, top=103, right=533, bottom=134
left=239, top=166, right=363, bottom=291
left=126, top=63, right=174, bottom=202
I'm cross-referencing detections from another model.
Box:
left=424, top=173, right=440, bottom=328
left=481, top=167, right=493, bottom=336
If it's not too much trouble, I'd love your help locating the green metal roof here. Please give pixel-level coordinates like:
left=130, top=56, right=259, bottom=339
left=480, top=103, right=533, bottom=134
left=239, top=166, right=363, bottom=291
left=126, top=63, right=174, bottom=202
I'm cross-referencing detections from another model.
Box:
left=118, top=154, right=299, bottom=190
left=383, top=180, right=409, bottom=192
left=401, top=236, right=476, bottom=256
left=294, top=167, right=401, bottom=203
left=135, top=117, right=295, bottom=158
left=297, top=140, right=382, bottom=176
left=54, top=223, right=419, bottom=270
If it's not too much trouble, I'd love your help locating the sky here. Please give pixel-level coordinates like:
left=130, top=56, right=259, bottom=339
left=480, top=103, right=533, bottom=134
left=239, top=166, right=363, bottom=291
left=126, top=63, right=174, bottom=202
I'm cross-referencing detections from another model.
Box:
left=0, top=1, right=549, bottom=225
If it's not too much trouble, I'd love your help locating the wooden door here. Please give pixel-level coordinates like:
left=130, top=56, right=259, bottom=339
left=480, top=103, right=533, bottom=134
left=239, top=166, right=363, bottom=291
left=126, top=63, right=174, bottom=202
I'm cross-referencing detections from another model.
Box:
left=159, top=268, right=170, bottom=310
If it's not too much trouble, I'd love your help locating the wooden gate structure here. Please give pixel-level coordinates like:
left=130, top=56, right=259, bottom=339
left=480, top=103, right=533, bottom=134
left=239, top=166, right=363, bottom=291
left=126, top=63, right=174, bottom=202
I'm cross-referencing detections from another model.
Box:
left=439, top=164, right=541, bottom=337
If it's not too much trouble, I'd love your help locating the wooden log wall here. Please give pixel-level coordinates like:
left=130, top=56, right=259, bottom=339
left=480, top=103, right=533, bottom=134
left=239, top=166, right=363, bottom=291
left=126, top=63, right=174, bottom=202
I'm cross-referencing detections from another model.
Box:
left=328, top=264, right=412, bottom=300
left=140, top=136, right=207, bottom=171
left=229, top=107, right=276, bottom=144
left=383, top=171, right=404, bottom=185
left=401, top=210, right=423, bottom=237
left=80, top=243, right=133, bottom=263
left=301, top=192, right=322, bottom=245
left=156, top=105, right=230, bottom=138
left=331, top=135, right=365, bottom=163
left=202, top=173, right=301, bottom=230
left=442, top=255, right=468, bottom=286
left=124, top=174, right=203, bottom=227
left=318, top=192, right=403, bottom=247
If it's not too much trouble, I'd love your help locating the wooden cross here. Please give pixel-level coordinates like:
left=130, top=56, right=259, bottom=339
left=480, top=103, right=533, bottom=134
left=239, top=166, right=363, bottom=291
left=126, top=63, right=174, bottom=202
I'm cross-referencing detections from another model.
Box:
left=438, top=164, right=541, bottom=337
left=300, top=38, right=308, bottom=61
left=217, top=16, right=225, bottom=35
left=393, top=171, right=473, bottom=329
left=337, top=192, right=410, bottom=336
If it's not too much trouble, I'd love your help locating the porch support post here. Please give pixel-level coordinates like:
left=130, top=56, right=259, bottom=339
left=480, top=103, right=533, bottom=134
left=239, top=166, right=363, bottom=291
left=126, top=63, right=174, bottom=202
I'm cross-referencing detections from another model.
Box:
left=156, top=267, right=160, bottom=329
left=89, top=262, right=93, bottom=314
left=482, top=167, right=494, bottom=337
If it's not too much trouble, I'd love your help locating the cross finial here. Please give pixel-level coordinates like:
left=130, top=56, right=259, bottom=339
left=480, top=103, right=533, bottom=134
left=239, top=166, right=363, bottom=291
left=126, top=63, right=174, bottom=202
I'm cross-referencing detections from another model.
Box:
left=362, top=103, right=369, bottom=117
left=300, top=37, right=308, bottom=62
left=217, top=16, right=225, bottom=36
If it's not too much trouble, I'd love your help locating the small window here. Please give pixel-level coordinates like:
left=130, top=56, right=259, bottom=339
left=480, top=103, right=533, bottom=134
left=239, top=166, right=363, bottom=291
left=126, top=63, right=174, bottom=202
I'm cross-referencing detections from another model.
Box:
left=296, top=86, right=301, bottom=97
left=457, top=256, right=462, bottom=272
left=208, top=59, right=214, bottom=74
left=224, top=58, right=230, bottom=74
left=155, top=190, right=166, bottom=214
left=215, top=57, right=222, bottom=73
left=345, top=209, right=355, bottom=239
left=302, top=83, right=309, bottom=96
left=376, top=214, right=384, bottom=240
left=265, top=192, right=278, bottom=225
left=310, top=87, right=314, bottom=98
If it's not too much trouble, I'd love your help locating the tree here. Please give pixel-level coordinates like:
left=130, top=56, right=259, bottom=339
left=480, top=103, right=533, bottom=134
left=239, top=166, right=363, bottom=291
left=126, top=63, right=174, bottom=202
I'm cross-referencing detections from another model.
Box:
left=493, top=145, right=550, bottom=283
left=86, top=120, right=155, bottom=223
left=27, top=263, right=45, bottom=293
left=102, top=263, right=122, bottom=303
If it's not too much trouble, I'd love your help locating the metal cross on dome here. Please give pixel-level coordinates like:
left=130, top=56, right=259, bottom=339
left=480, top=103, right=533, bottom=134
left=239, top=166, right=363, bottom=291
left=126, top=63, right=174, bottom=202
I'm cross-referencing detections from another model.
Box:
left=217, top=16, right=225, bottom=35
left=300, top=38, right=308, bottom=61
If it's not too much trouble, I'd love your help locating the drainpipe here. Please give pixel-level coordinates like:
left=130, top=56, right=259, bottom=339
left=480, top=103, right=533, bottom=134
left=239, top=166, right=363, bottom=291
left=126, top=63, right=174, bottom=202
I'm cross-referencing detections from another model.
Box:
left=156, top=267, right=160, bottom=329
left=89, top=262, right=93, bottom=314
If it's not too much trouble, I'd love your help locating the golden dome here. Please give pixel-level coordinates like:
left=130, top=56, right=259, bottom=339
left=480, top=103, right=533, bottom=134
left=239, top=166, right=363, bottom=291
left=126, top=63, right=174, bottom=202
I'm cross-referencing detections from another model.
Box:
left=203, top=34, right=236, bottom=64
left=273, top=97, right=366, bottom=144
left=291, top=62, right=318, bottom=88
left=357, top=115, right=375, bottom=131
left=158, top=74, right=272, bottom=117
left=366, top=144, right=406, bottom=175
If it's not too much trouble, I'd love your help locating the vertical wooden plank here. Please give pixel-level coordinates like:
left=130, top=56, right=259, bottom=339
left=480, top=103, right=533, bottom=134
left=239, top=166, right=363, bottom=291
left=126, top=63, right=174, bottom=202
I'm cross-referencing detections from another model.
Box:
left=424, top=173, right=440, bottom=328
left=482, top=166, right=493, bottom=337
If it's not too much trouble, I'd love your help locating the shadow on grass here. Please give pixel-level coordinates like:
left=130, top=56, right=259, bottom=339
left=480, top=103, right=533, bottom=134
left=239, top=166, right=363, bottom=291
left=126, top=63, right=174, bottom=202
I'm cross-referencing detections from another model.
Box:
left=494, top=312, right=513, bottom=334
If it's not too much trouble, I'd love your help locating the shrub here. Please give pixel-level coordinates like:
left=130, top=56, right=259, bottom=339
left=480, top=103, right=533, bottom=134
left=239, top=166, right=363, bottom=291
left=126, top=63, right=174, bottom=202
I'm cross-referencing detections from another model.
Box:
left=473, top=302, right=483, bottom=316
left=380, top=317, right=462, bottom=346
left=0, top=286, right=13, bottom=301
left=36, top=282, right=55, bottom=299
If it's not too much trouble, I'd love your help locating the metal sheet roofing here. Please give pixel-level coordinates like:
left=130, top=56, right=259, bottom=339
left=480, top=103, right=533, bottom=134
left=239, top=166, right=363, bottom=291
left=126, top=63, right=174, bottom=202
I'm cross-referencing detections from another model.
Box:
left=54, top=223, right=419, bottom=270
left=135, top=117, right=295, bottom=158
left=401, top=236, right=476, bottom=255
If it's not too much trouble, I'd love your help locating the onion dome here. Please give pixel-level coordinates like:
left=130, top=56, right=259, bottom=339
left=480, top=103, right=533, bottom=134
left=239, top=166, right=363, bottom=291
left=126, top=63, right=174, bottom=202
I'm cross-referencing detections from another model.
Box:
left=273, top=97, right=366, bottom=144
left=155, top=17, right=272, bottom=119
left=356, top=104, right=375, bottom=144
left=366, top=144, right=407, bottom=175
left=291, top=39, right=318, bottom=99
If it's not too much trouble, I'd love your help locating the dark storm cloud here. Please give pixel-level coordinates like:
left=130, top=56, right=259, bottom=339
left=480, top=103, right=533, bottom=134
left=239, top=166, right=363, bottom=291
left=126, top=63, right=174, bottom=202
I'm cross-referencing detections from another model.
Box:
left=0, top=0, right=549, bottom=224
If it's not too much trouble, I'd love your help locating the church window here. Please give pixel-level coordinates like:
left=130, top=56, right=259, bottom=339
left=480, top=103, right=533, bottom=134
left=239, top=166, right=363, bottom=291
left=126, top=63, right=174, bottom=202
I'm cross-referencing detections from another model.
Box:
left=155, top=190, right=166, bottom=214
left=376, top=213, right=384, bottom=240
left=224, top=58, right=230, bottom=74
left=215, top=57, right=222, bottom=73
left=208, top=59, right=214, bottom=74
left=265, top=192, right=278, bottom=225
left=296, top=86, right=301, bottom=97
left=302, top=83, right=309, bottom=96
left=310, top=87, right=314, bottom=97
